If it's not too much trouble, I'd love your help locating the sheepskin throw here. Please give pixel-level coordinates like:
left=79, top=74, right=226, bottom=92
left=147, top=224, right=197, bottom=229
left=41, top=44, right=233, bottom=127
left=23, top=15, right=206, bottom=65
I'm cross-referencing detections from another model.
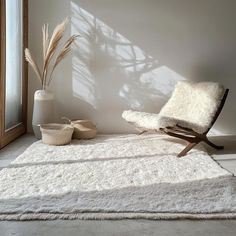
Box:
left=0, top=134, right=235, bottom=220
left=122, top=81, right=225, bottom=133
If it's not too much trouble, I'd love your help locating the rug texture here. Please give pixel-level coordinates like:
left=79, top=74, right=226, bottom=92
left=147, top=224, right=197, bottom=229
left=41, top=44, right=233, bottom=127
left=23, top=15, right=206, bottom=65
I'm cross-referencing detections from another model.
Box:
left=0, top=134, right=235, bottom=220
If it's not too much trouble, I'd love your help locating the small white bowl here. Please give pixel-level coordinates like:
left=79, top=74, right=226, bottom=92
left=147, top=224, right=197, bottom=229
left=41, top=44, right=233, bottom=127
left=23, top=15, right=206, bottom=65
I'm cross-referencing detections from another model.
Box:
left=40, top=123, right=74, bottom=145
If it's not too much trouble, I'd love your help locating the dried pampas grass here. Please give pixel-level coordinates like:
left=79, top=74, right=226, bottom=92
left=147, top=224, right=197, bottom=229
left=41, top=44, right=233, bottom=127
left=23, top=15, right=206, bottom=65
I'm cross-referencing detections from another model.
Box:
left=25, top=17, right=79, bottom=89
left=25, top=48, right=42, bottom=83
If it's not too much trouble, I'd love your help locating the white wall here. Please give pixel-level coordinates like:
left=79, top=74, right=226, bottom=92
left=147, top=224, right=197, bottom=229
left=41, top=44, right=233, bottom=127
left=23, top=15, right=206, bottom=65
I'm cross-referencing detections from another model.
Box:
left=28, top=0, right=236, bottom=134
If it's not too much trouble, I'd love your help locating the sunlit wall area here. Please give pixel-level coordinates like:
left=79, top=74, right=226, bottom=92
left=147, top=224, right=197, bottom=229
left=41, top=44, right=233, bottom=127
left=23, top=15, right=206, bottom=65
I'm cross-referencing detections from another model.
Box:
left=28, top=0, right=236, bottom=134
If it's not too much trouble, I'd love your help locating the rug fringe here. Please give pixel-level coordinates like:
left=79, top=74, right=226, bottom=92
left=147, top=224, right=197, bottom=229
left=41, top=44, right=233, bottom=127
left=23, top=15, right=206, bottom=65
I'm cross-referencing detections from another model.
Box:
left=1, top=212, right=236, bottom=221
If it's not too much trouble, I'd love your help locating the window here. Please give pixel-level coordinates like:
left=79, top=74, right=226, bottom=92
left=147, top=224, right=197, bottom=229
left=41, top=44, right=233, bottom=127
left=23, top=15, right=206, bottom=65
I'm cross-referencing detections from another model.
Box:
left=0, top=0, right=28, bottom=148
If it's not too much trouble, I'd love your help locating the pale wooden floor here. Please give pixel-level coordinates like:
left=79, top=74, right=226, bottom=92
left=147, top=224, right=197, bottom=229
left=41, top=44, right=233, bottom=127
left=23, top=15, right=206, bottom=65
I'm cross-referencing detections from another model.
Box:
left=0, top=134, right=236, bottom=236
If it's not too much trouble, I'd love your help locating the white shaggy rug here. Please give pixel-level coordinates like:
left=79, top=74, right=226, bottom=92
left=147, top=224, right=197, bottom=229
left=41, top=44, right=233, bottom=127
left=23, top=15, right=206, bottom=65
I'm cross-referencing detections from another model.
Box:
left=0, top=134, right=236, bottom=220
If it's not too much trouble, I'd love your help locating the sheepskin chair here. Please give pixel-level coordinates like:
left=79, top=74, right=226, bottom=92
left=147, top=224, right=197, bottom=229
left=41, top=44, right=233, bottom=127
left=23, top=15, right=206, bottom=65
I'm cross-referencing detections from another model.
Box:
left=122, top=81, right=229, bottom=157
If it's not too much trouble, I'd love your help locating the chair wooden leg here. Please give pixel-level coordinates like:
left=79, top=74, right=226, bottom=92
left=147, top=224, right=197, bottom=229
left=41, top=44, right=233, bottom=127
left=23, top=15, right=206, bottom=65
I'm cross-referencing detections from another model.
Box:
left=203, top=138, right=224, bottom=150
left=177, top=142, right=199, bottom=158
left=138, top=130, right=147, bottom=135
left=160, top=126, right=225, bottom=157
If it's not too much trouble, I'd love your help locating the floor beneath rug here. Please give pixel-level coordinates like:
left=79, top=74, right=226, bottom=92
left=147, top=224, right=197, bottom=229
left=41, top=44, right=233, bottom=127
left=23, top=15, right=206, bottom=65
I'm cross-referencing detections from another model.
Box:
left=0, top=134, right=236, bottom=236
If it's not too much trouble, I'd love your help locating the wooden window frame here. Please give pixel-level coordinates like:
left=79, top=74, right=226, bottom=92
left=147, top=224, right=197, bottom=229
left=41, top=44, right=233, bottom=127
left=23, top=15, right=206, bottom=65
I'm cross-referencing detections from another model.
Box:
left=0, top=0, right=28, bottom=148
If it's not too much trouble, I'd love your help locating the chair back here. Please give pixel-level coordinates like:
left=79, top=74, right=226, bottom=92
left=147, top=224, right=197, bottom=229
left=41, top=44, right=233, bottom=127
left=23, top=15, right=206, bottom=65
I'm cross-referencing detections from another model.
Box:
left=159, top=81, right=226, bottom=133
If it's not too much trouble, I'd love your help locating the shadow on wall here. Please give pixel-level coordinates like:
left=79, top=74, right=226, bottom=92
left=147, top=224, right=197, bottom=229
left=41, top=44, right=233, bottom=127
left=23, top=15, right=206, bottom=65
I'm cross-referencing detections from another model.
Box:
left=28, top=0, right=236, bottom=135
left=69, top=1, right=185, bottom=133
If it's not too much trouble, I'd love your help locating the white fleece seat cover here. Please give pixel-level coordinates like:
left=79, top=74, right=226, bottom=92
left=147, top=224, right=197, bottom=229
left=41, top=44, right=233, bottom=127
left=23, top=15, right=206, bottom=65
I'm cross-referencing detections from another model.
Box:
left=122, top=81, right=225, bottom=134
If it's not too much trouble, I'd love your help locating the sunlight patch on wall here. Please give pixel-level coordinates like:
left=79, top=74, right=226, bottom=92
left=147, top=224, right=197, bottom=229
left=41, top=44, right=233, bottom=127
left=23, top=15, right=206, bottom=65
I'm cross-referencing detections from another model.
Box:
left=71, top=1, right=185, bottom=110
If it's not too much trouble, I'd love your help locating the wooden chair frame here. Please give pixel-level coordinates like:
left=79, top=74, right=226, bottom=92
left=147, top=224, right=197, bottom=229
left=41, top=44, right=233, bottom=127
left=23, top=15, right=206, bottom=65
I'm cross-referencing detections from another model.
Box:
left=134, top=89, right=229, bottom=157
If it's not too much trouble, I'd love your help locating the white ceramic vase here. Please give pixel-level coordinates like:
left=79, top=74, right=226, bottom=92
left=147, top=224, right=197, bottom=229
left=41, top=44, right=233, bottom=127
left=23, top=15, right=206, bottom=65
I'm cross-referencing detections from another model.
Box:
left=32, top=90, right=54, bottom=139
